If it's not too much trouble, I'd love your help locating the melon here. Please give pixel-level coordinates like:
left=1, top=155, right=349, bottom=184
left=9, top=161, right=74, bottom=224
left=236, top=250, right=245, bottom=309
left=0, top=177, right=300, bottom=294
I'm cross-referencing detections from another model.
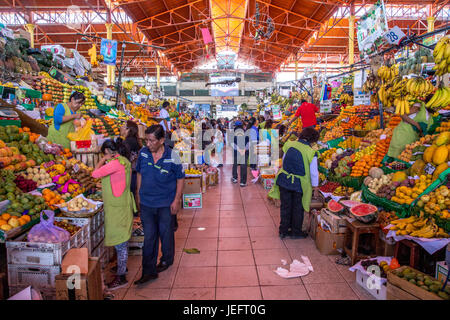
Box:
left=369, top=167, right=383, bottom=179
left=350, top=203, right=378, bottom=223
left=340, top=200, right=361, bottom=208
left=327, top=200, right=344, bottom=213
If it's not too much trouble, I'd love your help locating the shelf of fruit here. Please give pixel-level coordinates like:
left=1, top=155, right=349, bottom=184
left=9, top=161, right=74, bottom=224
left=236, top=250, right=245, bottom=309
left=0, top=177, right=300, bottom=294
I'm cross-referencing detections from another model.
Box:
left=91, top=116, right=120, bottom=137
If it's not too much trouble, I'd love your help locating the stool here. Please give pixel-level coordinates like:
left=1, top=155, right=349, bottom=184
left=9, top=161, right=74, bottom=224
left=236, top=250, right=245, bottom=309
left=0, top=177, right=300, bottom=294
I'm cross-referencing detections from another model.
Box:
left=394, top=240, right=421, bottom=270
left=344, top=219, right=380, bottom=266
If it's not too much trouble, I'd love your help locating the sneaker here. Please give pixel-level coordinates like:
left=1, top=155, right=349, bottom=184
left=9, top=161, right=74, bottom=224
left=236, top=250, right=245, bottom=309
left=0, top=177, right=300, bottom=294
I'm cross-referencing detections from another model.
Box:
left=240, top=183, right=247, bottom=187
left=134, top=274, right=158, bottom=285
left=279, top=233, right=289, bottom=239
left=107, top=275, right=128, bottom=290
left=156, top=261, right=172, bottom=273
left=231, top=178, right=238, bottom=184
left=290, top=231, right=308, bottom=239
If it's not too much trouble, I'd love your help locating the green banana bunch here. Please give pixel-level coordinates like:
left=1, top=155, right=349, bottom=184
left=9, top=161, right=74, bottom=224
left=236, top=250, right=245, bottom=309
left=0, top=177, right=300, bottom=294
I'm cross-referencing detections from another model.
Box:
left=433, top=36, right=450, bottom=76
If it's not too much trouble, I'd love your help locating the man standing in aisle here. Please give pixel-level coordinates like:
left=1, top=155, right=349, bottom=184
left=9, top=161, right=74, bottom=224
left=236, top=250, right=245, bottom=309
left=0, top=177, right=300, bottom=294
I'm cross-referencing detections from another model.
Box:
left=157, top=101, right=174, bottom=149
left=134, top=125, right=185, bottom=285
left=287, top=99, right=319, bottom=129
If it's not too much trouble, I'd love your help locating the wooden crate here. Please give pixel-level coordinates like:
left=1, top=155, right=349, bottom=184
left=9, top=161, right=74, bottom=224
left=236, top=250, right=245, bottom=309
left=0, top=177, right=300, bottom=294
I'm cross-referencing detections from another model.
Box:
left=72, top=152, right=101, bottom=168
left=387, top=266, right=446, bottom=300
left=387, top=283, right=419, bottom=300
left=0, top=273, right=5, bottom=300
left=55, top=257, right=103, bottom=300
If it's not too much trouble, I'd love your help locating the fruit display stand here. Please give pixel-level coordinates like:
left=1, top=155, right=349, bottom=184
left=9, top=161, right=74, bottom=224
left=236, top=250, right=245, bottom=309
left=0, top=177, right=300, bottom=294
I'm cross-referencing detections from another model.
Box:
left=70, top=139, right=101, bottom=168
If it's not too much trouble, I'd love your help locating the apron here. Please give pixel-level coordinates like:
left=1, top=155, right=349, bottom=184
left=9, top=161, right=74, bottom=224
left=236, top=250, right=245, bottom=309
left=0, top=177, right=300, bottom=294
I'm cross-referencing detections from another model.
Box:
left=47, top=103, right=74, bottom=149
left=387, top=105, right=434, bottom=158
left=268, top=140, right=318, bottom=212
left=101, top=155, right=136, bottom=247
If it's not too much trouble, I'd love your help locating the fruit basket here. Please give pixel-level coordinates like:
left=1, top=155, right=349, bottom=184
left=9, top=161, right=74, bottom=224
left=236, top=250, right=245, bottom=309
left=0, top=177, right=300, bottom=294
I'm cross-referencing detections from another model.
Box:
left=56, top=194, right=103, bottom=218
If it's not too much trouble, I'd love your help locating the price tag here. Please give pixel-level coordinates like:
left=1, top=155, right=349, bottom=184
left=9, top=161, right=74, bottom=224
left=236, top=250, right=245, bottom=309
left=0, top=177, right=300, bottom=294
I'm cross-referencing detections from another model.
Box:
left=73, top=164, right=80, bottom=173
left=424, top=163, right=436, bottom=175
left=379, top=134, right=387, bottom=140
left=384, top=26, right=406, bottom=46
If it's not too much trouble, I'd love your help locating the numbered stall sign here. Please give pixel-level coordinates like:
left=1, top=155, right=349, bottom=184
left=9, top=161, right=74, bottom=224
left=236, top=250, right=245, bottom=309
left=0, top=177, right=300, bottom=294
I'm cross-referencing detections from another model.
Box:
left=384, top=26, right=406, bottom=46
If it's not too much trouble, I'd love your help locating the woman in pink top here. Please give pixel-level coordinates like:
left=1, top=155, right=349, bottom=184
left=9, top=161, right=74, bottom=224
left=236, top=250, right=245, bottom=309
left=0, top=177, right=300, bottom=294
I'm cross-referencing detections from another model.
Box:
left=92, top=139, right=135, bottom=290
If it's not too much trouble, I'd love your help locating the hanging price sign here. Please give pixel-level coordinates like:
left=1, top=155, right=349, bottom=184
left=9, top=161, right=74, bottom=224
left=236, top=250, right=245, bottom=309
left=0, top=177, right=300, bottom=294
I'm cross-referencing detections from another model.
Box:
left=383, top=26, right=406, bottom=46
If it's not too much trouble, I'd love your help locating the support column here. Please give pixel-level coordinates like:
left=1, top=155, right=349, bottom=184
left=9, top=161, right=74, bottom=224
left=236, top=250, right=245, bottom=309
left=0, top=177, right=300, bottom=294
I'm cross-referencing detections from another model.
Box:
left=427, top=5, right=435, bottom=33
left=348, top=14, right=355, bottom=66
left=295, top=54, right=298, bottom=81
left=156, top=64, right=161, bottom=89
left=24, top=24, right=35, bottom=48
left=106, top=23, right=115, bottom=86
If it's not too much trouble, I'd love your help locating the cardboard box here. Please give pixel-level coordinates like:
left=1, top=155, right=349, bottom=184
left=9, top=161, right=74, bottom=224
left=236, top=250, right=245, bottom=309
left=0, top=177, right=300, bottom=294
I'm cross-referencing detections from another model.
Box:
left=436, top=261, right=448, bottom=284
left=62, top=248, right=89, bottom=274
left=183, top=193, right=202, bottom=209
left=183, top=177, right=201, bottom=194
left=262, top=178, right=275, bottom=190
left=315, top=226, right=345, bottom=255
left=320, top=208, right=348, bottom=234
left=55, top=257, right=103, bottom=300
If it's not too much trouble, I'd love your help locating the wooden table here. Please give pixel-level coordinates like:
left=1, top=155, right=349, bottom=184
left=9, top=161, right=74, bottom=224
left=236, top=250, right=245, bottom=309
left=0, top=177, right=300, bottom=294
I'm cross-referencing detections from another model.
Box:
left=344, top=219, right=380, bottom=266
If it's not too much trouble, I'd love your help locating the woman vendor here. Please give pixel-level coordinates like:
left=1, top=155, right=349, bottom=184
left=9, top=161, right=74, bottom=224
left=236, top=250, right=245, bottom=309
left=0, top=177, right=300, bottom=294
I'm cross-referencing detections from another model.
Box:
left=387, top=102, right=434, bottom=158
left=92, top=139, right=135, bottom=290
left=268, top=127, right=320, bottom=239
left=47, top=91, right=85, bottom=149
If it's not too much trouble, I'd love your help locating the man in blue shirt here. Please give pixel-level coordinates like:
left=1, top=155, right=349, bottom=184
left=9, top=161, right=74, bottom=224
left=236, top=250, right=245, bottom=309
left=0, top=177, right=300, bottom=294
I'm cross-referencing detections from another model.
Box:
left=134, top=125, right=185, bottom=285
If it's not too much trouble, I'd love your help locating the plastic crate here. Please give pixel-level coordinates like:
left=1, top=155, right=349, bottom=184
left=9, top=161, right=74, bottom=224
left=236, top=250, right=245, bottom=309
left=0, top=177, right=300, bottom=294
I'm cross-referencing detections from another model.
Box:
left=355, top=269, right=387, bottom=300
left=7, top=264, right=61, bottom=289
left=24, top=89, right=42, bottom=99
left=88, top=224, right=105, bottom=253
left=326, top=137, right=345, bottom=149
left=6, top=219, right=88, bottom=266
left=9, top=285, right=56, bottom=300
left=361, top=184, right=408, bottom=218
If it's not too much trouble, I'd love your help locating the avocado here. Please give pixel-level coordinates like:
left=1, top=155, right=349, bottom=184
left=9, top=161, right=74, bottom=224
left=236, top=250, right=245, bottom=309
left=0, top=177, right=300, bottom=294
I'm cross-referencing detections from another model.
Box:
left=429, top=285, right=440, bottom=293
left=21, top=197, right=29, bottom=205
left=433, top=281, right=442, bottom=287
left=409, top=279, right=417, bottom=285
left=420, top=285, right=429, bottom=291
left=404, top=273, right=416, bottom=280
left=417, top=281, right=424, bottom=286
left=445, top=286, right=450, bottom=295
left=438, top=291, right=449, bottom=300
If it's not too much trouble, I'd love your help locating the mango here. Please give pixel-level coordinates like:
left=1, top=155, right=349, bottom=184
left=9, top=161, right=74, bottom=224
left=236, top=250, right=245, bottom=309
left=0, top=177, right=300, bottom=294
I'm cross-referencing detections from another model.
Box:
left=423, top=145, right=436, bottom=163
left=432, top=145, right=449, bottom=166
left=435, top=131, right=450, bottom=146
left=433, top=163, right=449, bottom=181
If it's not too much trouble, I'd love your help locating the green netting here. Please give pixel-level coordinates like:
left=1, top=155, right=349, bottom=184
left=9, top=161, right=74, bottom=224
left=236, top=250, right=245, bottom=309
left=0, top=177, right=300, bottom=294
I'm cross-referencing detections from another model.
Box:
left=328, top=174, right=364, bottom=190
left=361, top=184, right=409, bottom=218
left=318, top=166, right=328, bottom=175
left=326, top=137, right=345, bottom=149
left=410, top=168, right=450, bottom=208
left=24, top=89, right=42, bottom=99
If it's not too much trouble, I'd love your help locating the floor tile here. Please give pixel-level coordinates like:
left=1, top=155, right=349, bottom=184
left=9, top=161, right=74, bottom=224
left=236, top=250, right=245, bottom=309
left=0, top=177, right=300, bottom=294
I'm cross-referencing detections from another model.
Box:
left=304, top=282, right=359, bottom=300
left=249, top=226, right=279, bottom=239
left=173, top=267, right=217, bottom=288
left=184, top=237, right=218, bottom=251
left=216, top=287, right=262, bottom=300
left=219, top=217, right=247, bottom=228
left=219, top=227, right=249, bottom=238
left=246, top=217, right=275, bottom=227
left=220, top=210, right=245, bottom=218
left=170, top=288, right=216, bottom=300
left=175, top=228, right=190, bottom=239
left=188, top=227, right=219, bottom=239
left=250, top=237, right=286, bottom=250
left=179, top=250, right=218, bottom=267
left=123, top=288, right=170, bottom=300
left=218, top=237, right=252, bottom=251
left=217, top=250, right=255, bottom=266
left=256, top=265, right=303, bottom=286
left=217, top=266, right=259, bottom=287
left=253, top=248, right=291, bottom=265
left=347, top=281, right=376, bottom=300
left=191, top=217, right=220, bottom=228
left=220, top=204, right=244, bottom=211
left=261, top=285, right=310, bottom=300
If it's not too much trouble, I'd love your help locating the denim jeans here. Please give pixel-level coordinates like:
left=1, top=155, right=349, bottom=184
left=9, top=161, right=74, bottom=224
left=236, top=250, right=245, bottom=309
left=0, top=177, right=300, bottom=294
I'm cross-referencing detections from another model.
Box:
left=140, top=205, right=175, bottom=275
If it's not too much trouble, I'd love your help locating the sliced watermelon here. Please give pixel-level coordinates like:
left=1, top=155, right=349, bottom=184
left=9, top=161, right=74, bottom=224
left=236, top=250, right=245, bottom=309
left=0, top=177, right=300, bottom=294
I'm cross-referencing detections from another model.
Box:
left=350, top=204, right=378, bottom=217
left=340, top=200, right=361, bottom=208
left=327, top=199, right=344, bottom=213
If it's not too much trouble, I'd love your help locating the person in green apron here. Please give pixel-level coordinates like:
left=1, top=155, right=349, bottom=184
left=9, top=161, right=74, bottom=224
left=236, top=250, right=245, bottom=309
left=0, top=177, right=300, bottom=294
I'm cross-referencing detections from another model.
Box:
left=268, top=127, right=320, bottom=239
left=47, top=91, right=85, bottom=149
left=387, top=102, right=434, bottom=158
left=92, top=139, right=135, bottom=290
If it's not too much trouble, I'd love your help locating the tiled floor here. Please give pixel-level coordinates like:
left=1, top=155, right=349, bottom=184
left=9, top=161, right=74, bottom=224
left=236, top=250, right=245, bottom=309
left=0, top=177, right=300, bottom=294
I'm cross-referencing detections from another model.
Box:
left=110, top=164, right=374, bottom=300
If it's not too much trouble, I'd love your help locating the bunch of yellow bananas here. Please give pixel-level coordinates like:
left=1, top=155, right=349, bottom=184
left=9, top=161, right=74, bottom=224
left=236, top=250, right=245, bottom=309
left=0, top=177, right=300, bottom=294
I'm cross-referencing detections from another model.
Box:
left=426, top=86, right=450, bottom=110
left=394, top=97, right=411, bottom=115
left=122, top=80, right=134, bottom=91
left=390, top=214, right=448, bottom=238
left=433, top=36, right=450, bottom=76
left=378, top=84, right=394, bottom=108
left=339, top=93, right=353, bottom=105
left=406, top=77, right=435, bottom=99
left=377, top=65, right=398, bottom=82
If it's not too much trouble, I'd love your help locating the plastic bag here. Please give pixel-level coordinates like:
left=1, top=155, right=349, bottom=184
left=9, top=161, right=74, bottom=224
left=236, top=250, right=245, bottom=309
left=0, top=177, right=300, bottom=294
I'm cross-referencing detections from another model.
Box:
left=27, top=210, right=70, bottom=243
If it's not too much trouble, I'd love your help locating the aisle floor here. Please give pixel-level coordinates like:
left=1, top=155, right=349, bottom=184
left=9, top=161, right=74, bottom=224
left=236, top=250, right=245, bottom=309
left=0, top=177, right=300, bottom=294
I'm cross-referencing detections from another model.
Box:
left=111, top=165, right=374, bottom=300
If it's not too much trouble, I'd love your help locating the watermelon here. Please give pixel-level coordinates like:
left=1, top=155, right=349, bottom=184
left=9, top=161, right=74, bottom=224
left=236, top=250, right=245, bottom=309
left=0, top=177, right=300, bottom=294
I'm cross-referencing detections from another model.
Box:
left=340, top=200, right=361, bottom=208
left=327, top=200, right=344, bottom=213
left=350, top=203, right=378, bottom=223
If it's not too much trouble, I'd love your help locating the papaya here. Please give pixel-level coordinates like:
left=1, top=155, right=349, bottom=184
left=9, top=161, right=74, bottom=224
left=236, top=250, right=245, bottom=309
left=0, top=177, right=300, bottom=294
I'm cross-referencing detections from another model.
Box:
left=433, top=163, right=449, bottom=181
left=435, top=131, right=450, bottom=146
left=423, top=145, right=436, bottom=163
left=409, top=159, right=426, bottom=176
left=393, top=171, right=408, bottom=182
left=432, top=145, right=449, bottom=166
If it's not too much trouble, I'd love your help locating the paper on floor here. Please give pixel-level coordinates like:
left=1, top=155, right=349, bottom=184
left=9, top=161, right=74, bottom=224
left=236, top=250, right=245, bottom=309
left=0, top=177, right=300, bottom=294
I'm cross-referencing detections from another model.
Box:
left=274, top=257, right=314, bottom=278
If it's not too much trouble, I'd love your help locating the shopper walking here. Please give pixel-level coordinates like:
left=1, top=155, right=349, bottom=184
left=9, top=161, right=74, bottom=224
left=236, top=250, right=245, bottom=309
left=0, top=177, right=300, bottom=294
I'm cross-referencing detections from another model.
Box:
left=268, top=127, right=320, bottom=239
left=231, top=120, right=249, bottom=187
left=246, top=117, right=259, bottom=171
left=134, top=125, right=185, bottom=285
left=92, top=139, right=135, bottom=290
left=158, top=101, right=174, bottom=149
left=120, top=120, right=142, bottom=202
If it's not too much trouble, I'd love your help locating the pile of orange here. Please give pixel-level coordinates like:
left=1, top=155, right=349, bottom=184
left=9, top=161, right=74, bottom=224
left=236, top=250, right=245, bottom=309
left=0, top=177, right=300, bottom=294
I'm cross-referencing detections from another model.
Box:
left=0, top=213, right=31, bottom=231
left=42, top=189, right=65, bottom=209
left=62, top=148, right=72, bottom=158
left=350, top=153, right=384, bottom=177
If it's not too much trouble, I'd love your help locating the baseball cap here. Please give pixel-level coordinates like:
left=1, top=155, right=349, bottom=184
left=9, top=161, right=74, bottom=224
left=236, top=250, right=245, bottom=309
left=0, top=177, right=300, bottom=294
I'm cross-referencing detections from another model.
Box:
left=234, top=120, right=243, bottom=127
